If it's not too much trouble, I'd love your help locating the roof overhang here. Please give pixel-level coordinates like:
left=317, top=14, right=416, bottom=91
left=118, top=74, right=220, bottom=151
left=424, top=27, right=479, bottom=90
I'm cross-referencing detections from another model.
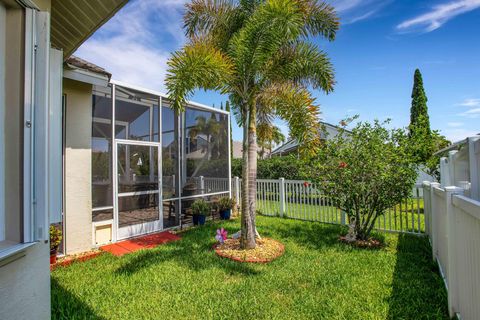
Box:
left=63, top=68, right=109, bottom=87
left=51, top=0, right=129, bottom=59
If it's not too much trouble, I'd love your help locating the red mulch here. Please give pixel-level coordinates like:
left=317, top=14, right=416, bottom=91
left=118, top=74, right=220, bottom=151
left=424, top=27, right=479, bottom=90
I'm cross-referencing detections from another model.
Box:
left=100, top=231, right=181, bottom=257
left=339, top=236, right=383, bottom=249
left=51, top=251, right=102, bottom=271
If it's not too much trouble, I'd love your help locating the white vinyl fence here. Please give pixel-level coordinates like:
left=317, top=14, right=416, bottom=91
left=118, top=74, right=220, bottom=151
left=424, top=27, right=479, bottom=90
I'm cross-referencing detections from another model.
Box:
left=424, top=182, right=480, bottom=319
left=231, top=177, right=425, bottom=235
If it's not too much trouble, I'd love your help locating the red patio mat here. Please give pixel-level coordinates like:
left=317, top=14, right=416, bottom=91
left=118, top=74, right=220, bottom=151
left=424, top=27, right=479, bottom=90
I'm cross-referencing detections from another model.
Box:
left=100, top=231, right=181, bottom=257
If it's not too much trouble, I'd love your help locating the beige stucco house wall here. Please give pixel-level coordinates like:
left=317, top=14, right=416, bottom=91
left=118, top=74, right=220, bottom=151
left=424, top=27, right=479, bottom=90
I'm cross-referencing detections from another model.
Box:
left=63, top=78, right=94, bottom=254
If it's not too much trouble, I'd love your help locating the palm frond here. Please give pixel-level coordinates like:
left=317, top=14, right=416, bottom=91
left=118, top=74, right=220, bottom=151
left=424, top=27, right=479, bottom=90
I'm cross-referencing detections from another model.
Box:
left=266, top=40, right=335, bottom=93
left=297, top=0, right=339, bottom=40
left=165, top=41, right=233, bottom=111
left=258, top=81, right=322, bottom=157
left=184, top=0, right=245, bottom=51
left=229, top=0, right=305, bottom=81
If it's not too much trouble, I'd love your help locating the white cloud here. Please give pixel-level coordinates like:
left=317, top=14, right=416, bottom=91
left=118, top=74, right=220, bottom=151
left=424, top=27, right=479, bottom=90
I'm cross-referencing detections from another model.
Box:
left=328, top=0, right=391, bottom=24
left=397, top=0, right=480, bottom=33
left=75, top=0, right=188, bottom=92
left=459, top=108, right=480, bottom=118
left=443, top=128, right=479, bottom=142
left=457, top=98, right=480, bottom=107
left=447, top=122, right=464, bottom=127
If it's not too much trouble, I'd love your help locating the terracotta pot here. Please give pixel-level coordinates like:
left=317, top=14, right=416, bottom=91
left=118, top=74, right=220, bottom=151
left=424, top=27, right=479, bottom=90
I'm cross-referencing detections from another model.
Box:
left=50, top=253, right=57, bottom=265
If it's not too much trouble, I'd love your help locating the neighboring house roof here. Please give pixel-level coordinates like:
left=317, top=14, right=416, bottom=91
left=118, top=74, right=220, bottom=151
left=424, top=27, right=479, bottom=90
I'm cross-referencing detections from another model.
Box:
left=65, top=56, right=112, bottom=78
left=271, top=121, right=351, bottom=156
left=51, top=0, right=129, bottom=58
left=64, top=55, right=111, bottom=86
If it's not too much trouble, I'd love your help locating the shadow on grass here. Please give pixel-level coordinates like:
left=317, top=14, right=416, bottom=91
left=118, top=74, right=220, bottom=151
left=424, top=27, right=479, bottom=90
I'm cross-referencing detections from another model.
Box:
left=387, top=234, right=449, bottom=319
left=115, top=222, right=261, bottom=276
left=259, top=216, right=346, bottom=249
left=51, top=278, right=105, bottom=320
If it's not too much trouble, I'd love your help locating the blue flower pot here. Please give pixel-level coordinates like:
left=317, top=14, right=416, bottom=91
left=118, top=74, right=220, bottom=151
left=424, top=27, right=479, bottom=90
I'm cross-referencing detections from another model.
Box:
left=220, top=209, right=231, bottom=220
left=193, top=215, right=206, bottom=225
left=192, top=215, right=199, bottom=225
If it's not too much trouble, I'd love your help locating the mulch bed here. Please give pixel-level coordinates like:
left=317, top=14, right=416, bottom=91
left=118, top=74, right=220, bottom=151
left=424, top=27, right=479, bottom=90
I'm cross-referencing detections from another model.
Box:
left=213, top=238, right=285, bottom=263
left=339, top=236, right=383, bottom=249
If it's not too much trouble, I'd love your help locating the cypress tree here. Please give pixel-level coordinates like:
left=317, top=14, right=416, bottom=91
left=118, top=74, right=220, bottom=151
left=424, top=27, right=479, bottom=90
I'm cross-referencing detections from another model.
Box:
left=409, top=69, right=432, bottom=163
left=409, top=69, right=430, bottom=132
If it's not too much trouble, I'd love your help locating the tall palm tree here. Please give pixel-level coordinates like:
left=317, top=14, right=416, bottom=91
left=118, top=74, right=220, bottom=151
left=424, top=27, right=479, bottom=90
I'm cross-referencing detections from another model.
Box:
left=166, top=0, right=338, bottom=249
left=257, top=123, right=285, bottom=158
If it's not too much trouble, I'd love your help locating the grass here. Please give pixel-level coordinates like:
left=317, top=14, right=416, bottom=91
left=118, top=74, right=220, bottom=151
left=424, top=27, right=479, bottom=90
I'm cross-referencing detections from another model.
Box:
left=51, top=216, right=447, bottom=320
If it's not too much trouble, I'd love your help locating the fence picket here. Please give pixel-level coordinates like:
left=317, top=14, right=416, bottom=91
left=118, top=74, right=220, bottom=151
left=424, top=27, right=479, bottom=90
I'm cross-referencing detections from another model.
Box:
left=229, top=178, right=425, bottom=235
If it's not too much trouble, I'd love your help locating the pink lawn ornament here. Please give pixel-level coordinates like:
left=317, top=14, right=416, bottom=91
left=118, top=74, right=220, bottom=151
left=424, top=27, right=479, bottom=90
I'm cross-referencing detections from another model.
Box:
left=215, top=228, right=228, bottom=244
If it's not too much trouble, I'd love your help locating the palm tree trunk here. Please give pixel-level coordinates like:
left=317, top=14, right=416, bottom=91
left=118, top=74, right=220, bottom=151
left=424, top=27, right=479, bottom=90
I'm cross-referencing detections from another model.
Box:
left=240, top=106, right=257, bottom=249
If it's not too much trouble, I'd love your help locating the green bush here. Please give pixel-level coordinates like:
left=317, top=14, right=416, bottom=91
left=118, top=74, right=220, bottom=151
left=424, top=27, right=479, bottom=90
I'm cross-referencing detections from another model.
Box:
left=231, top=155, right=308, bottom=180
left=218, top=197, right=236, bottom=211
left=191, top=199, right=211, bottom=216
left=311, top=120, right=418, bottom=241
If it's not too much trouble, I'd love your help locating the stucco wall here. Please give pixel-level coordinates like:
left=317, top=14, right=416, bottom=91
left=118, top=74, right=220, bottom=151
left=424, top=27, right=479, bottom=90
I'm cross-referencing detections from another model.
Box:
left=64, top=78, right=93, bottom=254
left=4, top=6, right=23, bottom=243
left=0, top=242, right=51, bottom=320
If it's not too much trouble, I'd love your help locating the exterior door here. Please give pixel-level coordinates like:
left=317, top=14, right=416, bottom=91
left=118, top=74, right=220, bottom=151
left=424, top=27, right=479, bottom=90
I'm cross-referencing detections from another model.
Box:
left=115, top=140, right=162, bottom=240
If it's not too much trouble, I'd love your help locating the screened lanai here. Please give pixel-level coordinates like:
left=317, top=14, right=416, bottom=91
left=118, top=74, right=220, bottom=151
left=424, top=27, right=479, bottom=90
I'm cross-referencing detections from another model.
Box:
left=91, top=81, right=231, bottom=241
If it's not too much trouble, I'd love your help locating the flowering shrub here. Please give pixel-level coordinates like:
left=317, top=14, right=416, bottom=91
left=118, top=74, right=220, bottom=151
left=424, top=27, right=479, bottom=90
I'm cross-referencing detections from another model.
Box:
left=310, top=120, right=417, bottom=240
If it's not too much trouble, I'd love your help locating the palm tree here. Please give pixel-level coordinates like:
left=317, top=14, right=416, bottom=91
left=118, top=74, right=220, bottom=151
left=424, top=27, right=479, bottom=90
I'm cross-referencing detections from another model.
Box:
left=257, top=123, right=285, bottom=158
left=166, top=0, right=338, bottom=249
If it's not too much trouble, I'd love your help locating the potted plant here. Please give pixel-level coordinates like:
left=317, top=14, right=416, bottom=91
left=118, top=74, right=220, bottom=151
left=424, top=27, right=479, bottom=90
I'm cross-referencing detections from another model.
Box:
left=218, top=197, right=235, bottom=220
left=191, top=199, right=210, bottom=225
left=49, top=225, right=62, bottom=264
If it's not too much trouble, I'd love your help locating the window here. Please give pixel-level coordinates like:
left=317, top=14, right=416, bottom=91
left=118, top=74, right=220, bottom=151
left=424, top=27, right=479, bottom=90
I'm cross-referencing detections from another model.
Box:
left=92, top=86, right=114, bottom=222
left=162, top=102, right=179, bottom=199
left=115, top=86, right=159, bottom=142
left=182, top=107, right=229, bottom=196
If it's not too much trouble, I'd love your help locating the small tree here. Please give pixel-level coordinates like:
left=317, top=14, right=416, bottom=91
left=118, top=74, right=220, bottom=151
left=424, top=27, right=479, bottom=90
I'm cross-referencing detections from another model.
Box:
left=311, top=120, right=417, bottom=240
left=408, top=69, right=432, bottom=164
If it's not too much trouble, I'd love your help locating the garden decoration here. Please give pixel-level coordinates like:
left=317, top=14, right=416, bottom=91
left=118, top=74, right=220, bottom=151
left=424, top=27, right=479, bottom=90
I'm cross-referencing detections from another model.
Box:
left=215, top=228, right=228, bottom=244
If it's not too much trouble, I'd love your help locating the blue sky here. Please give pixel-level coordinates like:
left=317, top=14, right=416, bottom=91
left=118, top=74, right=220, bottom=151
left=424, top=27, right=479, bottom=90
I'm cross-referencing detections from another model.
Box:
left=75, top=0, right=480, bottom=143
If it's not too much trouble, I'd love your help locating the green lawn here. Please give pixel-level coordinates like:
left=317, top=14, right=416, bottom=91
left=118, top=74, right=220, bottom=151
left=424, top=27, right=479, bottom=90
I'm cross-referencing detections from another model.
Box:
left=51, top=216, right=447, bottom=320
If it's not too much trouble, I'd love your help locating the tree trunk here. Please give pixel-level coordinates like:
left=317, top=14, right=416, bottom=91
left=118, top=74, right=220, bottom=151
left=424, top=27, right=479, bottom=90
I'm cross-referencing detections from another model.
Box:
left=240, top=106, right=257, bottom=249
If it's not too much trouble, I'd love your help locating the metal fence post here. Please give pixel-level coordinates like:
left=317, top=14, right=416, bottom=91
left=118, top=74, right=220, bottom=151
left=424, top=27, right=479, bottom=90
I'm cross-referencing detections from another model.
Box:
left=200, top=176, right=205, bottom=194
left=279, top=178, right=286, bottom=217
left=234, top=176, right=240, bottom=205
